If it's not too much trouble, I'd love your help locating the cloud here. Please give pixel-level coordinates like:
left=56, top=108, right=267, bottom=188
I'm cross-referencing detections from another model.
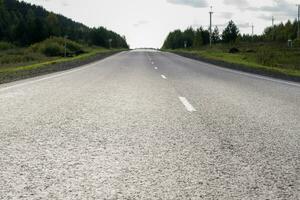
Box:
left=237, top=22, right=251, bottom=28
left=217, top=12, right=234, bottom=19
left=223, top=0, right=297, bottom=21
left=223, top=0, right=249, bottom=8
left=62, top=1, right=69, bottom=7
left=133, top=20, right=149, bottom=27
left=250, top=0, right=297, bottom=19
left=258, top=14, right=290, bottom=22
left=213, top=22, right=250, bottom=29
left=167, top=0, right=208, bottom=8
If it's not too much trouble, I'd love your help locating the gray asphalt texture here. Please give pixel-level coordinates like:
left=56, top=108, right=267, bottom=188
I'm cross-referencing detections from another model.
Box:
left=0, top=50, right=299, bottom=199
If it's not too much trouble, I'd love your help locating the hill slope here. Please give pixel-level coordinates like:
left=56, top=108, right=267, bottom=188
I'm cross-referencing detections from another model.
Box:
left=0, top=0, right=128, bottom=48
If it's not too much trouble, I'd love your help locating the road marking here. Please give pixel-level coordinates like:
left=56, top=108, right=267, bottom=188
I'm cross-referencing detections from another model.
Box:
left=154, top=67, right=158, bottom=70
left=147, top=54, right=152, bottom=62
left=161, top=74, right=167, bottom=79
left=151, top=62, right=154, bottom=65
left=179, top=97, right=196, bottom=112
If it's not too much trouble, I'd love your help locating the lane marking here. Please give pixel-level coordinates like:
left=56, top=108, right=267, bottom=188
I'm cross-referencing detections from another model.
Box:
left=179, top=97, right=196, bottom=112
left=154, top=67, right=158, bottom=70
left=161, top=75, right=167, bottom=79
left=147, top=54, right=152, bottom=62
left=151, top=62, right=154, bottom=65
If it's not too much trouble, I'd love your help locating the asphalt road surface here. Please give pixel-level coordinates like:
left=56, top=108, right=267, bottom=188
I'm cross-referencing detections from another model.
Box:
left=0, top=50, right=299, bottom=199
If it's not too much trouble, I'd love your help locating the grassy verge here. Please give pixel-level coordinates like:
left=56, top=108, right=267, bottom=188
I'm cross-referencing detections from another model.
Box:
left=165, top=44, right=300, bottom=82
left=0, top=48, right=125, bottom=84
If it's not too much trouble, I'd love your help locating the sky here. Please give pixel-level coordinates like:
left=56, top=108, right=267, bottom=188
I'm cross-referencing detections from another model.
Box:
left=23, top=0, right=299, bottom=48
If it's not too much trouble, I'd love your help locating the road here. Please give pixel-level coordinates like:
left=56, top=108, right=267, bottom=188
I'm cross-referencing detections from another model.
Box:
left=0, top=49, right=299, bottom=199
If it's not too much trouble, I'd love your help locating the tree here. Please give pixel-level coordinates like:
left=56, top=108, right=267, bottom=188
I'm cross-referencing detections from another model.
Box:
left=183, top=27, right=195, bottom=48
left=0, top=0, right=128, bottom=48
left=46, top=13, right=60, bottom=36
left=193, top=28, right=203, bottom=48
left=201, top=28, right=210, bottom=45
left=222, top=20, right=239, bottom=43
left=212, top=26, right=220, bottom=43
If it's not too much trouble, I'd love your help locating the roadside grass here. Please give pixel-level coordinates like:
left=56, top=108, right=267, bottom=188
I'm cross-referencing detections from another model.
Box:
left=166, top=43, right=300, bottom=78
left=0, top=44, right=125, bottom=83
left=0, top=48, right=116, bottom=73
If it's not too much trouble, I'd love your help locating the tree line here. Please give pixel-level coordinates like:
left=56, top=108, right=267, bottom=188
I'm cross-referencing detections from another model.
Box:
left=162, top=21, right=238, bottom=49
left=162, top=19, right=300, bottom=49
left=0, top=0, right=129, bottom=48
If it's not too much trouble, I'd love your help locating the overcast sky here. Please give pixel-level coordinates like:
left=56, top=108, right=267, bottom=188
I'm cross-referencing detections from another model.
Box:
left=24, top=0, right=299, bottom=48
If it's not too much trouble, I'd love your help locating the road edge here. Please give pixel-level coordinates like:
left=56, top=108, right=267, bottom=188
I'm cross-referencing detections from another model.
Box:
left=0, top=50, right=125, bottom=84
left=168, top=51, right=300, bottom=83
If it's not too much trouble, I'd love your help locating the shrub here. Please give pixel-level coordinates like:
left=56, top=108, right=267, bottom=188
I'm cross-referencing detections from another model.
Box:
left=0, top=42, right=15, bottom=51
left=0, top=53, right=42, bottom=64
left=246, top=49, right=256, bottom=53
left=40, top=43, right=64, bottom=57
left=256, top=47, right=278, bottom=66
left=294, top=39, right=300, bottom=48
left=30, top=37, right=84, bottom=57
left=229, top=47, right=239, bottom=53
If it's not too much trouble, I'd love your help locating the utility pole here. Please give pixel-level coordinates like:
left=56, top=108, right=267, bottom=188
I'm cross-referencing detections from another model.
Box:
left=108, top=39, right=112, bottom=49
left=297, top=4, right=300, bottom=39
left=251, top=23, right=254, bottom=42
left=209, top=6, right=213, bottom=47
left=64, top=35, right=68, bottom=57
left=272, top=16, right=275, bottom=41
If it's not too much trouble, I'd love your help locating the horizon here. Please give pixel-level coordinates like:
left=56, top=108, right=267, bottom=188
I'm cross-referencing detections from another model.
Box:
left=22, top=0, right=300, bottom=48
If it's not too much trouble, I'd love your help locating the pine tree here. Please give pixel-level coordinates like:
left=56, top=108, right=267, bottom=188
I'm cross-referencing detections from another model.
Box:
left=212, top=26, right=220, bottom=43
left=193, top=28, right=203, bottom=48
left=222, top=20, right=239, bottom=43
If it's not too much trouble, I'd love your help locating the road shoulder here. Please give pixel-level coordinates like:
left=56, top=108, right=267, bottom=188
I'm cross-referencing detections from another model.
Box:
left=0, top=50, right=125, bottom=84
left=167, top=50, right=300, bottom=83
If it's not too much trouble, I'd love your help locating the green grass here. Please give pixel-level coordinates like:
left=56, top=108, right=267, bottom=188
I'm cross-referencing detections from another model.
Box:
left=0, top=45, right=125, bottom=83
left=167, top=44, right=300, bottom=78
left=0, top=48, right=115, bottom=73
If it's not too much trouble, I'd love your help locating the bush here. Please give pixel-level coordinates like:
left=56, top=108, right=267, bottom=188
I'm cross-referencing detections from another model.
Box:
left=294, top=39, right=300, bottom=48
left=256, top=47, right=278, bottom=66
left=0, top=42, right=15, bottom=51
left=246, top=49, right=256, bottom=53
left=0, top=53, right=41, bottom=64
left=40, top=43, right=64, bottom=57
left=229, top=47, right=239, bottom=53
left=30, top=37, right=84, bottom=57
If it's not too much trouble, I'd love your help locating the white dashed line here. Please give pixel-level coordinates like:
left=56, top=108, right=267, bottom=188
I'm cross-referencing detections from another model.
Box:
left=179, top=97, right=196, bottom=112
left=154, top=67, right=158, bottom=70
left=161, top=75, right=167, bottom=79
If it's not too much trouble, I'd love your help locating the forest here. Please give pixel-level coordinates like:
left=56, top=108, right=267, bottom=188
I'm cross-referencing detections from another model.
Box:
left=0, top=0, right=129, bottom=48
